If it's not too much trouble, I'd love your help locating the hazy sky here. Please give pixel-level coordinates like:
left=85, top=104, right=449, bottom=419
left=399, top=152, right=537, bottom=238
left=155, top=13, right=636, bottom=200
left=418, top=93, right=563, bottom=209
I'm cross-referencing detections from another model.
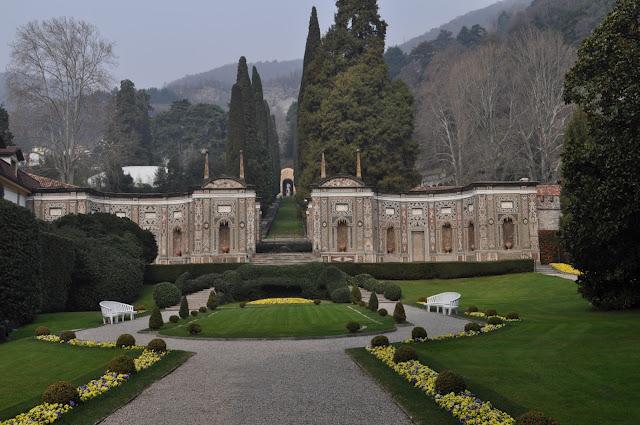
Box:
left=0, top=0, right=497, bottom=88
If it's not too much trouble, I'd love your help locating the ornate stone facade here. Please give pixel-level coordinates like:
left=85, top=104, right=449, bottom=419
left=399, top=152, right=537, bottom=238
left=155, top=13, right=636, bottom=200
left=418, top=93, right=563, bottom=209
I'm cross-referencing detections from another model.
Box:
left=30, top=177, right=260, bottom=264
left=307, top=175, right=542, bottom=263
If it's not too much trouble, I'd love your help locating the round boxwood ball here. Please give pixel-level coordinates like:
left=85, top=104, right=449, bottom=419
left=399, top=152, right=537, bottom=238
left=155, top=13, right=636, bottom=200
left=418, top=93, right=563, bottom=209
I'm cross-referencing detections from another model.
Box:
left=466, top=305, right=479, bottom=313
left=239, top=302, right=247, bottom=309
left=485, top=309, right=497, bottom=317
left=506, top=312, right=520, bottom=320
left=116, top=333, right=136, bottom=347
left=35, top=326, right=50, bottom=336
left=190, top=310, right=199, bottom=317
left=515, top=411, right=559, bottom=425
left=383, top=283, right=402, bottom=301
left=108, top=355, right=137, bottom=375
left=393, top=345, right=418, bottom=363
left=370, top=335, right=390, bottom=347
left=153, top=282, right=181, bottom=309
left=487, top=316, right=504, bottom=325
left=147, top=338, right=167, bottom=353
left=435, top=370, right=466, bottom=395
left=411, top=326, right=428, bottom=340
left=199, top=306, right=208, bottom=313
left=346, top=321, right=361, bottom=333
left=187, top=323, right=202, bottom=335
left=331, top=287, right=352, bottom=304
left=464, top=322, right=482, bottom=332
left=42, top=381, right=79, bottom=405
left=378, top=308, right=388, bottom=317
left=169, top=315, right=180, bottom=323
left=59, top=331, right=76, bottom=342
left=313, top=299, right=322, bottom=305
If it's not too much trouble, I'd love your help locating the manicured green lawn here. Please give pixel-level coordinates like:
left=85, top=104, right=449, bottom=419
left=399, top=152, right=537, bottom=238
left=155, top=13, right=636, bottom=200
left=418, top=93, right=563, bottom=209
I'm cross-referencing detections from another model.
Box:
left=0, top=338, right=138, bottom=420
left=160, top=303, right=395, bottom=338
left=368, top=273, right=640, bottom=425
left=9, top=312, right=103, bottom=341
left=266, top=197, right=304, bottom=238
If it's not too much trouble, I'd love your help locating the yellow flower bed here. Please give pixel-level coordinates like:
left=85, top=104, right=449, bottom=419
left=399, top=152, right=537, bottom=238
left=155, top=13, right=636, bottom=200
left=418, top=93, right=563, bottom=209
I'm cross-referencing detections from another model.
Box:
left=247, top=297, right=313, bottom=305
left=36, top=335, right=145, bottom=350
left=368, top=346, right=514, bottom=424
left=464, top=312, right=521, bottom=322
left=1, top=340, right=166, bottom=425
left=550, top=263, right=582, bottom=276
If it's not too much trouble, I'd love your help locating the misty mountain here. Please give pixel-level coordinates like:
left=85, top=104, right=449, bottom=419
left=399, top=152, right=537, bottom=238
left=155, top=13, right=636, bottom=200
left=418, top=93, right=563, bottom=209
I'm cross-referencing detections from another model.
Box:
left=397, top=0, right=532, bottom=53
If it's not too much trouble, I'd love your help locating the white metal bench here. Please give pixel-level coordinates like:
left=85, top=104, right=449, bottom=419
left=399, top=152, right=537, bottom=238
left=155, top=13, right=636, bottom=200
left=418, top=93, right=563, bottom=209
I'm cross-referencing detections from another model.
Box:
left=419, top=292, right=461, bottom=315
left=99, top=301, right=136, bottom=324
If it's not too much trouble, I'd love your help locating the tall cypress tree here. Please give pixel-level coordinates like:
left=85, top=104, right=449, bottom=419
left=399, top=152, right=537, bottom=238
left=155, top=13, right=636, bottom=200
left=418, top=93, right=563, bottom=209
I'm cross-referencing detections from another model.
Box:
left=296, top=6, right=322, bottom=177
left=0, top=106, right=13, bottom=148
left=225, top=84, right=245, bottom=176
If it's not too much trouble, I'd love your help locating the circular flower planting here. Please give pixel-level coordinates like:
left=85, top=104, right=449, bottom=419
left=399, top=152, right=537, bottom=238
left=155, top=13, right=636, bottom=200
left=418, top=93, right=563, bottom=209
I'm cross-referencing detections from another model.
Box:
left=247, top=298, right=313, bottom=305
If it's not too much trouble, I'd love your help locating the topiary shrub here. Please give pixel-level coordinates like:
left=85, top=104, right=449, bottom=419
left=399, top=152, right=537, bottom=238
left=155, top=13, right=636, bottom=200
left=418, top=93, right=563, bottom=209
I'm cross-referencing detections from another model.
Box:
left=506, top=312, right=520, bottom=320
left=411, top=326, right=427, bottom=340
left=346, top=321, right=361, bottom=333
left=153, top=282, right=181, bottom=309
left=466, top=305, right=479, bottom=313
left=378, top=308, right=388, bottom=317
left=59, top=331, right=76, bottom=342
left=174, top=271, right=192, bottom=293
left=108, top=355, right=137, bottom=375
left=190, top=310, right=198, bottom=317
left=383, top=283, right=402, bottom=301
left=331, top=287, right=351, bottom=303
left=179, top=296, right=189, bottom=319
left=147, top=338, right=167, bottom=353
left=313, top=299, right=322, bottom=305
left=149, top=307, right=163, bottom=330
left=368, top=292, right=378, bottom=311
left=187, top=323, right=202, bottom=335
left=515, top=411, right=559, bottom=425
left=323, top=266, right=348, bottom=294
left=363, top=277, right=379, bottom=292
left=393, top=345, right=418, bottom=363
left=464, top=322, right=482, bottom=332
left=373, top=280, right=386, bottom=295
left=435, top=370, right=466, bottom=395
left=487, top=316, right=504, bottom=325
left=239, top=302, right=247, bottom=308
left=354, top=274, right=374, bottom=288
left=116, top=334, right=136, bottom=347
left=370, top=335, right=390, bottom=347
left=169, top=315, right=180, bottom=323
left=199, top=306, right=207, bottom=313
left=393, top=302, right=407, bottom=324
left=485, top=309, right=497, bottom=317
left=35, top=326, right=50, bottom=336
left=42, top=381, right=79, bottom=405
left=207, top=292, right=218, bottom=310
left=351, top=285, right=362, bottom=303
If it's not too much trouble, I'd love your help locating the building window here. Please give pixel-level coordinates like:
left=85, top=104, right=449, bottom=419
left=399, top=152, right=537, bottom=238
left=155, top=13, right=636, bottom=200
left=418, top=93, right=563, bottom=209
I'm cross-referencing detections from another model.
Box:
left=468, top=222, right=475, bottom=251
left=442, top=223, right=453, bottom=253
left=503, top=218, right=515, bottom=250
left=386, top=227, right=396, bottom=254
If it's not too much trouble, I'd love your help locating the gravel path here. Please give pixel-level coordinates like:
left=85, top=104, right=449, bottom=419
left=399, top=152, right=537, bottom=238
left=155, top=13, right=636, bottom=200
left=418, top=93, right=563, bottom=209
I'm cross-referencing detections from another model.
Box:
left=78, top=305, right=466, bottom=425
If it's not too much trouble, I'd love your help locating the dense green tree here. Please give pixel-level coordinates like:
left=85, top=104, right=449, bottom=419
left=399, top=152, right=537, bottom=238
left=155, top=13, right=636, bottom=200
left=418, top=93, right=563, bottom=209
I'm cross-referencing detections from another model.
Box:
left=296, top=0, right=420, bottom=198
left=283, top=102, right=298, bottom=162
left=456, top=25, right=487, bottom=47
left=251, top=67, right=277, bottom=204
left=384, top=46, right=408, bottom=79
left=0, top=106, right=13, bottom=148
left=296, top=6, right=322, bottom=177
left=562, top=0, right=640, bottom=310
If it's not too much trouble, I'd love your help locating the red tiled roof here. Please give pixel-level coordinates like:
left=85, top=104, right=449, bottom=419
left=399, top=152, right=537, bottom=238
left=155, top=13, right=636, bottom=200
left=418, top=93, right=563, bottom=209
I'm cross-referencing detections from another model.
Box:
left=24, top=172, right=78, bottom=189
left=537, top=184, right=561, bottom=196
left=0, top=146, right=25, bottom=161
left=0, top=160, right=40, bottom=191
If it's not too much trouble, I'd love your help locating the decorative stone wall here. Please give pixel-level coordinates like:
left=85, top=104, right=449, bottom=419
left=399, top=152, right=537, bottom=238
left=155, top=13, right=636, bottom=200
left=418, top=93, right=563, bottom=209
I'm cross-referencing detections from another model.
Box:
left=308, top=176, right=541, bottom=263
left=29, top=177, right=259, bottom=264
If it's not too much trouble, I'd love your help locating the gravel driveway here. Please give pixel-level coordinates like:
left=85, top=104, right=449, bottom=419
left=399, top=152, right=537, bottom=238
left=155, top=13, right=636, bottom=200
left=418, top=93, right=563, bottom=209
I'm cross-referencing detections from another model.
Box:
left=78, top=305, right=465, bottom=425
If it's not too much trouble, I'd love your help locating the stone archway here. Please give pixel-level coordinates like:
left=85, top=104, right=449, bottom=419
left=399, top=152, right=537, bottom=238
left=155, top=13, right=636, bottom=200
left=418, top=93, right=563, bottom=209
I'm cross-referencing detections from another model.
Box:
left=279, top=168, right=295, bottom=197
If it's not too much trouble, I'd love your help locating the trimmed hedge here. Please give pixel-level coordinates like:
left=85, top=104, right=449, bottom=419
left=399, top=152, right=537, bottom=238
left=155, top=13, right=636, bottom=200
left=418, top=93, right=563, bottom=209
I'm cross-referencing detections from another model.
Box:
left=330, top=287, right=351, bottom=303
left=145, top=263, right=243, bottom=284
left=383, top=282, right=402, bottom=301
left=332, top=259, right=534, bottom=280
left=153, top=282, right=181, bottom=309
left=39, top=232, right=75, bottom=313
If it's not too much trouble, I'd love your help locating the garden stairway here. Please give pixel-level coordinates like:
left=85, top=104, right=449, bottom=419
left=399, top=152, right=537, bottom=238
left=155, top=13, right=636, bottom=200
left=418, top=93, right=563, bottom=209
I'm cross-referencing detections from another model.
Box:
left=166, top=289, right=213, bottom=311
left=535, top=264, right=578, bottom=281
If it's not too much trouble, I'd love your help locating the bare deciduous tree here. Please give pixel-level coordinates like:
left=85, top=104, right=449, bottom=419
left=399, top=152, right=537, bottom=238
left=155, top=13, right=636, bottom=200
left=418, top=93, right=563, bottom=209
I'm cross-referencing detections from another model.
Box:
left=8, top=17, right=115, bottom=183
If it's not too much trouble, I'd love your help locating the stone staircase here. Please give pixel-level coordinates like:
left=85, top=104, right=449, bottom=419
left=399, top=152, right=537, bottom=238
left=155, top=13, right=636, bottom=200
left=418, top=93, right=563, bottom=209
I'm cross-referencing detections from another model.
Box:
left=166, top=289, right=213, bottom=311
left=535, top=264, right=578, bottom=281
left=251, top=252, right=320, bottom=265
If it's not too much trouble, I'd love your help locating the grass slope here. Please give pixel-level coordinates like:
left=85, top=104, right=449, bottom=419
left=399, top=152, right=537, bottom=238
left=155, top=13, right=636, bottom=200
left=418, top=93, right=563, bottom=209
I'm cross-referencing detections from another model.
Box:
left=9, top=312, right=103, bottom=341
left=266, top=197, right=304, bottom=238
left=0, top=339, right=138, bottom=419
left=160, top=303, right=395, bottom=338
left=390, top=273, right=640, bottom=424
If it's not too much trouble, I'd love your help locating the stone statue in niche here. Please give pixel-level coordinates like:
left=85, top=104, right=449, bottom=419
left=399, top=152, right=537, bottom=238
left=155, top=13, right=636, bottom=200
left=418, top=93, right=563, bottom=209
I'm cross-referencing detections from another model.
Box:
left=337, top=220, right=348, bottom=252
left=503, top=218, right=515, bottom=250
left=219, top=222, right=230, bottom=253
left=442, top=223, right=453, bottom=253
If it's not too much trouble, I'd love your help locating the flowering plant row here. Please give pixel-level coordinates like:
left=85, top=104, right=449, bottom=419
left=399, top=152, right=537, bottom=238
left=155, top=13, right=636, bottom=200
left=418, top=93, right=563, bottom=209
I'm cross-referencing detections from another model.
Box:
left=550, top=262, right=582, bottom=276
left=464, top=312, right=521, bottom=322
left=367, top=345, right=514, bottom=425
left=36, top=334, right=145, bottom=350
left=246, top=297, right=313, bottom=305
left=1, top=342, right=166, bottom=425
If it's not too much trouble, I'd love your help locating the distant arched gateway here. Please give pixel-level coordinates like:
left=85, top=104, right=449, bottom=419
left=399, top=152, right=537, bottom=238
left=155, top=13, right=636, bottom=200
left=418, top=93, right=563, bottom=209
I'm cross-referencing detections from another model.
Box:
left=280, top=168, right=295, bottom=197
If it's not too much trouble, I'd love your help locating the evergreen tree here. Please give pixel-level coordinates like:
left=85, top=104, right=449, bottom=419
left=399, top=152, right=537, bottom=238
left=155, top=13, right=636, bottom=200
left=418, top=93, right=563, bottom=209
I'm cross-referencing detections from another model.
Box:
left=225, top=83, right=245, bottom=177
left=284, top=102, right=298, bottom=162
left=296, top=0, right=419, bottom=198
left=384, top=46, right=408, bottom=79
left=251, top=67, right=276, bottom=203
left=0, top=106, right=13, bottom=148
left=562, top=0, right=640, bottom=310
left=296, top=6, right=322, bottom=177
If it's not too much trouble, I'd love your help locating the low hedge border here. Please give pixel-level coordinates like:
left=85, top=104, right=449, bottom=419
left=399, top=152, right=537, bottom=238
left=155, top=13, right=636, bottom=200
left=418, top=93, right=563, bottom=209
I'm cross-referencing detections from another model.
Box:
left=144, top=259, right=534, bottom=284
